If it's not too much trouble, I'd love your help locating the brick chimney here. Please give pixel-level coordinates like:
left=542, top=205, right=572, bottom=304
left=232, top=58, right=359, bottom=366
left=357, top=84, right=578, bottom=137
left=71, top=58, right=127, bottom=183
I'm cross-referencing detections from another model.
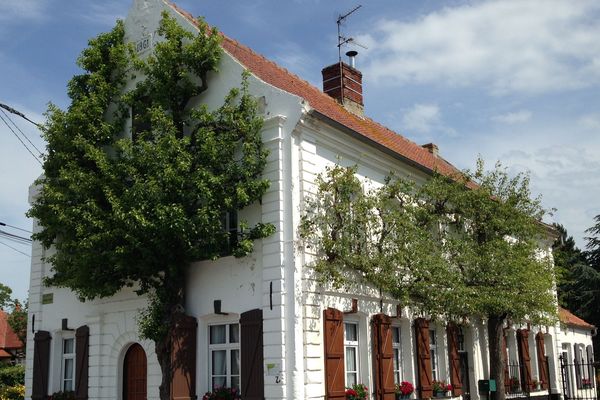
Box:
left=422, top=143, right=439, bottom=157
left=322, top=52, right=364, bottom=116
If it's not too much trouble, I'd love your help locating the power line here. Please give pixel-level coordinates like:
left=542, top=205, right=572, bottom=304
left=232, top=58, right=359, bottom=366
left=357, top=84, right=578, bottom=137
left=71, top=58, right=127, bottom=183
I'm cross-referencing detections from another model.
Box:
left=0, top=229, right=31, bottom=243
left=0, top=109, right=44, bottom=155
left=0, top=240, right=30, bottom=258
left=0, top=102, right=41, bottom=128
left=0, top=222, right=31, bottom=234
left=0, top=112, right=43, bottom=166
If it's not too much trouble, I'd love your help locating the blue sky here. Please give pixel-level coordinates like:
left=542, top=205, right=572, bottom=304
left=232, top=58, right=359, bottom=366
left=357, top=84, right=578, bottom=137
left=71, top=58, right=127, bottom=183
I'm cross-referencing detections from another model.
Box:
left=1, top=0, right=599, bottom=301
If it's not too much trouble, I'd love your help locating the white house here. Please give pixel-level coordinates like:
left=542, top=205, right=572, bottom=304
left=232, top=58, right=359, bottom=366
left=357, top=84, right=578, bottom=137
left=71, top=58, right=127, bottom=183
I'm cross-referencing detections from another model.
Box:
left=24, top=1, right=594, bottom=400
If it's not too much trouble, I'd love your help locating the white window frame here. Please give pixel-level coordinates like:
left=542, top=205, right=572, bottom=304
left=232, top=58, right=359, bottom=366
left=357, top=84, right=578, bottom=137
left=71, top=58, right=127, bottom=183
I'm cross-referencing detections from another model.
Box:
left=344, top=322, right=360, bottom=387
left=392, top=325, right=403, bottom=384
left=208, top=322, right=240, bottom=390
left=61, top=336, right=75, bottom=392
left=429, top=329, right=438, bottom=381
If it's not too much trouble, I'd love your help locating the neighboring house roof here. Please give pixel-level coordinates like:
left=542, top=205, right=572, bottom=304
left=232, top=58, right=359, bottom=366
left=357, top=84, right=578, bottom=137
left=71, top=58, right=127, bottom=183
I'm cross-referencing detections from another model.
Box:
left=166, top=1, right=462, bottom=179
left=559, top=307, right=595, bottom=330
left=0, top=310, right=23, bottom=353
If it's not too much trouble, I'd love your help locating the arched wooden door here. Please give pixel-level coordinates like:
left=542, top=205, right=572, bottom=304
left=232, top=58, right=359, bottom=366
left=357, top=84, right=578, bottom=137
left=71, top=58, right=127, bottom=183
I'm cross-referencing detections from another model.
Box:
left=123, top=343, right=147, bottom=400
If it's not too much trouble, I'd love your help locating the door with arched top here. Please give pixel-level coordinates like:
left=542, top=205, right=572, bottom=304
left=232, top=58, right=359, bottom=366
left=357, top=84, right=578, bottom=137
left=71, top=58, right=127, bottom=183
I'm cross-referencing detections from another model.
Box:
left=123, top=343, right=147, bottom=400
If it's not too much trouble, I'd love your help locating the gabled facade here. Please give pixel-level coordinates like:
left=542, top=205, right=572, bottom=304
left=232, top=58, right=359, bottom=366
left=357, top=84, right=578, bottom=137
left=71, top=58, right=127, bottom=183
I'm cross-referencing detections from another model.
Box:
left=25, top=1, right=592, bottom=400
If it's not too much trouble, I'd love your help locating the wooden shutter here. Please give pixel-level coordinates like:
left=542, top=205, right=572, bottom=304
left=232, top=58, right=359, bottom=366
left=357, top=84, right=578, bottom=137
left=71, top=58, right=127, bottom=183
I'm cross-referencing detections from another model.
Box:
left=32, top=330, right=51, bottom=400
left=373, top=314, right=396, bottom=400
left=241, top=308, right=264, bottom=400
left=535, top=332, right=548, bottom=390
left=516, top=329, right=533, bottom=391
left=415, top=318, right=433, bottom=399
left=75, top=325, right=89, bottom=400
left=503, top=333, right=510, bottom=392
left=446, top=323, right=463, bottom=396
left=171, top=314, right=197, bottom=400
left=324, top=308, right=345, bottom=399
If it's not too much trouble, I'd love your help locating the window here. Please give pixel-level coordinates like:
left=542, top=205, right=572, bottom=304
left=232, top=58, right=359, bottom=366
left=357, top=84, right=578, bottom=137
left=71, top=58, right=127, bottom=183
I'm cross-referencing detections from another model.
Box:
left=457, top=327, right=465, bottom=352
left=221, top=211, right=238, bottom=255
left=62, top=338, right=75, bottom=391
left=429, top=329, right=438, bottom=381
left=392, top=326, right=402, bottom=384
left=344, top=322, right=359, bottom=386
left=209, top=323, right=240, bottom=390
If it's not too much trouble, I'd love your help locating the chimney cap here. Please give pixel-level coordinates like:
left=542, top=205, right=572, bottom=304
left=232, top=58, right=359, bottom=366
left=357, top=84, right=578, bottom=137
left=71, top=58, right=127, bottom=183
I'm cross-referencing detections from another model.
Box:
left=346, top=50, right=358, bottom=57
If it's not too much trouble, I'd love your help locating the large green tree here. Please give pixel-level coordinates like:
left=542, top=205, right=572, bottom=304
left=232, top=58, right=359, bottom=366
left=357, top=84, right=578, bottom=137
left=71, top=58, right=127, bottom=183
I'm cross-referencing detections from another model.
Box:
left=301, top=160, right=555, bottom=400
left=423, top=161, right=555, bottom=400
left=28, top=13, right=273, bottom=399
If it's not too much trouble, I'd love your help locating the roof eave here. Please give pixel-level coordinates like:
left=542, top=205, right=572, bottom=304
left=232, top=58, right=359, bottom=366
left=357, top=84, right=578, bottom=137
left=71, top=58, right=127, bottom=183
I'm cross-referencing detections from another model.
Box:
left=309, top=110, right=436, bottom=177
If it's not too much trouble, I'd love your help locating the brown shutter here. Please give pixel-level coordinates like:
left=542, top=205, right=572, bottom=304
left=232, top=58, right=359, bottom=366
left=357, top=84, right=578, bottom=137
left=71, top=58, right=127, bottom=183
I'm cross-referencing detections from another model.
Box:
left=324, top=308, right=345, bottom=399
left=517, top=329, right=533, bottom=391
left=171, top=314, right=197, bottom=400
left=503, top=333, right=510, bottom=392
left=373, top=314, right=396, bottom=400
left=535, top=332, right=549, bottom=390
left=446, top=323, right=463, bottom=396
left=415, top=318, right=433, bottom=399
left=241, top=308, right=264, bottom=400
left=32, top=330, right=51, bottom=400
left=75, top=325, right=90, bottom=400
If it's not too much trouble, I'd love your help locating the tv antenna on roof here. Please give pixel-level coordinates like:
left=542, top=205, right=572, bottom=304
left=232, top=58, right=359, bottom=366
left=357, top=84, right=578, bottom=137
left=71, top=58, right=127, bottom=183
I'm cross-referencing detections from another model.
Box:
left=337, top=5, right=367, bottom=63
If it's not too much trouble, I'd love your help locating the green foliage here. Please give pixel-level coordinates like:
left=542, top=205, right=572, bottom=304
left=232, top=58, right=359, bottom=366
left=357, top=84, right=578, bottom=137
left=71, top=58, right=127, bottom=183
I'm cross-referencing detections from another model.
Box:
left=29, top=10, right=272, bottom=347
left=6, top=300, right=27, bottom=350
left=0, top=365, right=24, bottom=389
left=421, top=160, right=555, bottom=323
left=301, top=159, right=555, bottom=323
left=0, top=364, right=24, bottom=400
left=0, top=284, right=12, bottom=311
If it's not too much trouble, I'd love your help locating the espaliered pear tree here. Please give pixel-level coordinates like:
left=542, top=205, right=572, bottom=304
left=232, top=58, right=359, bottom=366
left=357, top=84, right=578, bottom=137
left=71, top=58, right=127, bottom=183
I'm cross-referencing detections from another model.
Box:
left=28, top=13, right=273, bottom=399
left=422, top=161, right=555, bottom=400
left=301, top=160, right=555, bottom=400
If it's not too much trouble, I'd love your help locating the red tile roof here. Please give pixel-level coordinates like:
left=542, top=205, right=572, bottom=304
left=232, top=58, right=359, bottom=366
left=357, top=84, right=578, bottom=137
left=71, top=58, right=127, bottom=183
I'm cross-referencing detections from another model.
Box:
left=166, top=1, right=463, bottom=178
left=0, top=310, right=23, bottom=350
left=559, top=307, right=595, bottom=330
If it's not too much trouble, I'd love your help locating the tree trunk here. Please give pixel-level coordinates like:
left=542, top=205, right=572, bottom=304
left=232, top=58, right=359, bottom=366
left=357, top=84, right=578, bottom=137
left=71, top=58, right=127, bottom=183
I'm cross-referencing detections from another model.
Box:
left=154, top=278, right=186, bottom=400
left=488, top=314, right=507, bottom=400
left=155, top=332, right=172, bottom=400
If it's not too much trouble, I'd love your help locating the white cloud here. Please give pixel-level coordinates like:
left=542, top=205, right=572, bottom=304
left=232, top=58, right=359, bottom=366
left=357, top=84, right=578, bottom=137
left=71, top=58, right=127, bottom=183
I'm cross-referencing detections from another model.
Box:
left=578, top=114, right=600, bottom=130
left=491, top=110, right=532, bottom=124
left=79, top=2, right=126, bottom=27
left=360, top=0, right=600, bottom=95
left=0, top=0, right=46, bottom=22
left=402, top=103, right=440, bottom=133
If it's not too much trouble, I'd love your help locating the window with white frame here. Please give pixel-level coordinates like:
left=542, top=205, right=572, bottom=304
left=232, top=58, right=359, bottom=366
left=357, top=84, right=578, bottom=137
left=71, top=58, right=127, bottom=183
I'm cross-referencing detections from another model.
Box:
left=429, top=329, right=438, bottom=381
left=344, top=322, right=359, bottom=386
left=62, top=337, right=75, bottom=391
left=392, top=326, right=403, bottom=384
left=209, top=323, right=240, bottom=390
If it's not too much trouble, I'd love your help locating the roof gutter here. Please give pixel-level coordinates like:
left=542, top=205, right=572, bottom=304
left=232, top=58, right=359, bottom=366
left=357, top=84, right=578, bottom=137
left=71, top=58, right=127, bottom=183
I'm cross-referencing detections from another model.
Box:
left=309, top=110, right=436, bottom=177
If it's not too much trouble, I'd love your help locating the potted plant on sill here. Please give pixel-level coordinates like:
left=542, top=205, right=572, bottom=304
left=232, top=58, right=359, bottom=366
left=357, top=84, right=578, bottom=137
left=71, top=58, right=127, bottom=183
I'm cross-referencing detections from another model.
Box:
left=532, top=378, right=541, bottom=391
left=509, top=377, right=521, bottom=393
left=346, top=383, right=369, bottom=400
left=49, top=391, right=76, bottom=400
left=396, top=381, right=415, bottom=399
left=432, top=380, right=452, bottom=397
left=202, top=386, right=241, bottom=400
left=581, top=378, right=593, bottom=389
